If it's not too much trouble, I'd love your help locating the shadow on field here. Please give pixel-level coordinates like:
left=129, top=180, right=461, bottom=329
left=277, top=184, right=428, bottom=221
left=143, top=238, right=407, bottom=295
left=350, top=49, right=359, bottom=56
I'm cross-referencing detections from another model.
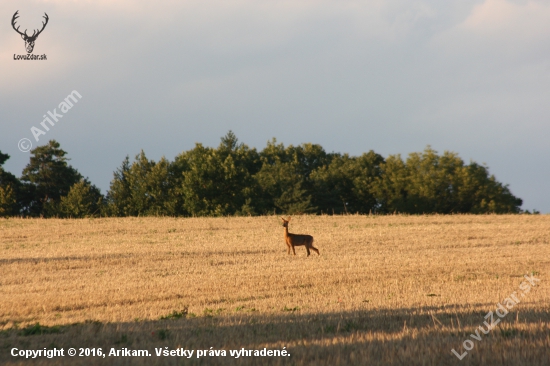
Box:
left=0, top=253, right=135, bottom=265
left=3, top=306, right=549, bottom=365
left=0, top=249, right=274, bottom=266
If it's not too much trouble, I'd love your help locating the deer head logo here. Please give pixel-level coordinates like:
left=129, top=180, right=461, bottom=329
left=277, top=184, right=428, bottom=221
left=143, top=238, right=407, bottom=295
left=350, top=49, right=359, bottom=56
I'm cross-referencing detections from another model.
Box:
left=12, top=11, right=49, bottom=54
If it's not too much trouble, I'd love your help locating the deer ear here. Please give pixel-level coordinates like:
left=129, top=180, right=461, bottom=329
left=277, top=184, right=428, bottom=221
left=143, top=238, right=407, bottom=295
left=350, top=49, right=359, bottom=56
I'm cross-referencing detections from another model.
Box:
left=280, top=217, right=285, bottom=221
left=287, top=216, right=291, bottom=221
left=21, top=34, right=26, bottom=40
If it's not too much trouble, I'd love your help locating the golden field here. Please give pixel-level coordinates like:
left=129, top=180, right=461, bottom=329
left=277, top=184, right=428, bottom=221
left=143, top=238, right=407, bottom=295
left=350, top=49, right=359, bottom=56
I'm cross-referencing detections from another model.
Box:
left=0, top=215, right=549, bottom=365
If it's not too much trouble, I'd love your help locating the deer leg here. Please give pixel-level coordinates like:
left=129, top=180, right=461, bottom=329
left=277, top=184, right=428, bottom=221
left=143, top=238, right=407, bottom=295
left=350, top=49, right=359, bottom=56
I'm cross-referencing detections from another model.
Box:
left=306, top=246, right=311, bottom=257
left=292, top=245, right=296, bottom=255
left=307, top=239, right=320, bottom=255
left=309, top=239, right=320, bottom=255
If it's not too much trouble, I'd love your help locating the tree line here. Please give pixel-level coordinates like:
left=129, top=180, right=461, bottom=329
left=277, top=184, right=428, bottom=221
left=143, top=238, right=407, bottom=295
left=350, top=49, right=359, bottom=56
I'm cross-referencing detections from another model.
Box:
left=0, top=132, right=527, bottom=218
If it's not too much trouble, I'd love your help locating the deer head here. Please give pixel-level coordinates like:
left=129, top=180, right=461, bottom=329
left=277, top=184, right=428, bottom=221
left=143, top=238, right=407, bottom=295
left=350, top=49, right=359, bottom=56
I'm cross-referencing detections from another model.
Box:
left=281, top=216, right=291, bottom=228
left=12, top=11, right=49, bottom=54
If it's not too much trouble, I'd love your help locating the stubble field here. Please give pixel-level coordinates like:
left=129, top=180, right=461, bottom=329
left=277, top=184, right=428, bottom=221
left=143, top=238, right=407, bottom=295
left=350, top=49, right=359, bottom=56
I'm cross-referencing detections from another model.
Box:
left=1, top=215, right=549, bottom=365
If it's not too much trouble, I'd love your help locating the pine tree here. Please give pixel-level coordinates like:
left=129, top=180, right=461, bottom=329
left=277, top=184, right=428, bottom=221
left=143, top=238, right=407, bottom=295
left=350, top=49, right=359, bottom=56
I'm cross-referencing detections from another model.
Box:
left=0, top=151, right=21, bottom=216
left=20, top=141, right=83, bottom=217
left=59, top=179, right=103, bottom=218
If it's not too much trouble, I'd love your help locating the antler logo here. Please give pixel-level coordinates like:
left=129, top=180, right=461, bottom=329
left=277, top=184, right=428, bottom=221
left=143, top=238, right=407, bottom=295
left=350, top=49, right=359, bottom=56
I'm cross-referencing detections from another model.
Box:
left=12, top=10, right=49, bottom=54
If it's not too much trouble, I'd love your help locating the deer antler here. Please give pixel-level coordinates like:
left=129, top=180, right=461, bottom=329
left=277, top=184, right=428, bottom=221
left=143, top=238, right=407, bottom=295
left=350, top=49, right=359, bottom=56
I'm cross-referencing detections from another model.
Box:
left=11, top=11, right=27, bottom=37
left=11, top=11, right=49, bottom=39
left=32, top=13, right=49, bottom=39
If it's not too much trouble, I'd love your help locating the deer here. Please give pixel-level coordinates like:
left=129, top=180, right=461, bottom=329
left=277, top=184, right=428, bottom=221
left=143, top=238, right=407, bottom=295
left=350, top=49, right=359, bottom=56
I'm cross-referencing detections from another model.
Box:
left=12, top=11, right=49, bottom=54
left=281, top=217, right=319, bottom=257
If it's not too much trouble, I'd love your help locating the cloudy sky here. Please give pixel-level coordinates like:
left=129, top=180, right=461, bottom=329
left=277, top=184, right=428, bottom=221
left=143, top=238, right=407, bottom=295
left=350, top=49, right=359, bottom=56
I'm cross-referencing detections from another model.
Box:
left=1, top=0, right=549, bottom=212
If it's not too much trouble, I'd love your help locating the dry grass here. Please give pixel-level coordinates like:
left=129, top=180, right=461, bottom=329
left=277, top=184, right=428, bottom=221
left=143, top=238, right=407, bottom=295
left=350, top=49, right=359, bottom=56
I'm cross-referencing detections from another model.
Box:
left=0, top=214, right=549, bottom=365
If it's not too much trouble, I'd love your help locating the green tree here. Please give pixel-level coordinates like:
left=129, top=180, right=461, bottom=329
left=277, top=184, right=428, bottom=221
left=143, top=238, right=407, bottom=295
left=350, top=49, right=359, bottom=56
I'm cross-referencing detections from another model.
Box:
left=0, top=184, right=17, bottom=217
left=253, top=139, right=324, bottom=214
left=106, top=152, right=175, bottom=216
left=0, top=151, right=21, bottom=216
left=371, top=153, right=409, bottom=213
left=372, top=147, right=522, bottom=214
left=310, top=151, right=384, bottom=214
left=59, top=179, right=103, bottom=218
left=254, top=160, right=313, bottom=214
left=175, top=132, right=260, bottom=216
left=20, top=140, right=83, bottom=217
left=401, top=147, right=464, bottom=213
left=455, top=162, right=522, bottom=213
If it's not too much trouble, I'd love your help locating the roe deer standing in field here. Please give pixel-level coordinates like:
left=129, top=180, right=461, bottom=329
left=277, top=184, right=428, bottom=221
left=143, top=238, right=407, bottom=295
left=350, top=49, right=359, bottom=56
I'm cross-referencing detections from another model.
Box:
left=281, top=217, right=320, bottom=256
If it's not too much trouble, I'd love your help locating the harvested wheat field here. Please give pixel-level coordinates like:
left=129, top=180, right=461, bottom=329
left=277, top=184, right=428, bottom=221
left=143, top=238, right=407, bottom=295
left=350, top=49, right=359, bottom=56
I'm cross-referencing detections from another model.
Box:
left=1, top=215, right=549, bottom=365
